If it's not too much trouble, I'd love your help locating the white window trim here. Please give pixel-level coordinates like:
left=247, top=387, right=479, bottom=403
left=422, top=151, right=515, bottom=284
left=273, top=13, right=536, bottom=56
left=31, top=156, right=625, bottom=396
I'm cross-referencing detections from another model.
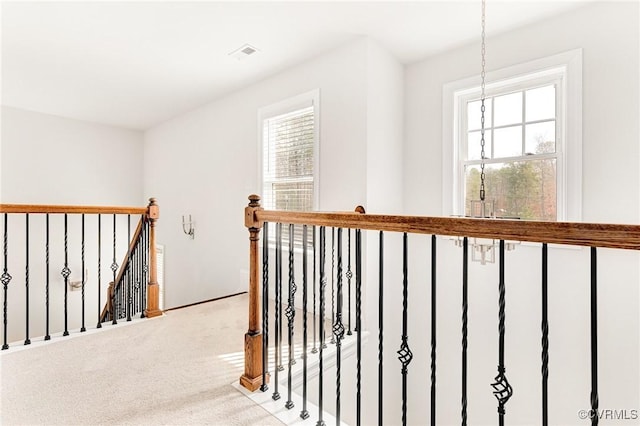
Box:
left=442, top=49, right=582, bottom=222
left=257, top=89, right=321, bottom=211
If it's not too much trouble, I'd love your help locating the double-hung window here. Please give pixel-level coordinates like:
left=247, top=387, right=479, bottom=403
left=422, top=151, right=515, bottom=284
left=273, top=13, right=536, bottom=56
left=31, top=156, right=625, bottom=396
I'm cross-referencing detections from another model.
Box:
left=259, top=90, right=319, bottom=243
left=444, top=50, right=582, bottom=222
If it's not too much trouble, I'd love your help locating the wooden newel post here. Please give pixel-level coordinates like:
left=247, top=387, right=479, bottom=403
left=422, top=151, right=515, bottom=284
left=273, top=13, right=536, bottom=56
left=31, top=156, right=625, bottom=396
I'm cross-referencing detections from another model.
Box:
left=240, top=194, right=265, bottom=391
left=145, top=198, right=162, bottom=318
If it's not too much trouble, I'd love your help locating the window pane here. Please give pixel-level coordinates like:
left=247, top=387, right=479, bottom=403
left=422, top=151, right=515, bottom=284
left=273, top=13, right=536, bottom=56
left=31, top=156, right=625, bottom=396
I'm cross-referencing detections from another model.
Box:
left=467, top=100, right=492, bottom=131
left=493, top=126, right=522, bottom=158
left=494, top=92, right=522, bottom=126
left=526, top=85, right=555, bottom=122
left=525, top=121, right=556, bottom=154
left=468, top=130, right=492, bottom=160
left=269, top=181, right=314, bottom=211
left=465, top=159, right=557, bottom=220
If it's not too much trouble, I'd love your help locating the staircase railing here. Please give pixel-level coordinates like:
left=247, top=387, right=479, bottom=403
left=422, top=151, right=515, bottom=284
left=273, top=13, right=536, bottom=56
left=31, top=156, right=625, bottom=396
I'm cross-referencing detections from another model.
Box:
left=240, top=194, right=640, bottom=426
left=0, top=198, right=161, bottom=349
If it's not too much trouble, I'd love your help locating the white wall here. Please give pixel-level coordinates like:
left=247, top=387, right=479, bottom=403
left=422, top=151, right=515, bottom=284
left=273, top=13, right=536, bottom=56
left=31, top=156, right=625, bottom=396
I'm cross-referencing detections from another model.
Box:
left=401, top=2, right=639, bottom=425
left=144, top=39, right=370, bottom=309
left=0, top=107, right=144, bottom=342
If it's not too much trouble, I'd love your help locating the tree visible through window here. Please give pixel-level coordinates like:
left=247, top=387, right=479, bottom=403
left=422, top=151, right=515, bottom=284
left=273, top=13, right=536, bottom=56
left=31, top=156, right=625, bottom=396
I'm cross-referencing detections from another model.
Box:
left=463, top=83, right=559, bottom=220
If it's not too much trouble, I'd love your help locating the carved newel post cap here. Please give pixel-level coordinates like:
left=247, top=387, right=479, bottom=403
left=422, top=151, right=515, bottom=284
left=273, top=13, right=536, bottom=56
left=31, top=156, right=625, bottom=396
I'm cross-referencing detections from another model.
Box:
left=248, top=194, right=261, bottom=208
left=355, top=205, right=366, bottom=214
left=148, top=197, right=158, bottom=206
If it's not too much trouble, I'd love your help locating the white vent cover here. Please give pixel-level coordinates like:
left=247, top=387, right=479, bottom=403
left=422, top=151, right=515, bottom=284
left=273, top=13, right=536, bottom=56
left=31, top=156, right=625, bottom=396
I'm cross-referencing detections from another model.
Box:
left=229, top=43, right=259, bottom=60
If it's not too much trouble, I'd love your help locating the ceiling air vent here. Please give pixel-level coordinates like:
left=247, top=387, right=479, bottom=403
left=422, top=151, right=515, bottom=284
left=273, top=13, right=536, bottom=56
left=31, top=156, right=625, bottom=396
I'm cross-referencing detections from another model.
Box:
left=229, top=44, right=259, bottom=61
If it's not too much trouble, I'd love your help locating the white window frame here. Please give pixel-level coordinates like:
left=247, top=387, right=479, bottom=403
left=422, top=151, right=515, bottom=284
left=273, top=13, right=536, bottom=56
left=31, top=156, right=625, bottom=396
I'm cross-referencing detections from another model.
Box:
left=258, top=89, right=320, bottom=212
left=442, top=49, right=582, bottom=222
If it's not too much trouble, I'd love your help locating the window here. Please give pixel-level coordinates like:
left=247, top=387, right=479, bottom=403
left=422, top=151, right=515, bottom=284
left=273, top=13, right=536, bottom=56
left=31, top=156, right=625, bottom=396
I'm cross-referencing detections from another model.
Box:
left=443, top=50, right=582, bottom=222
left=260, top=90, right=319, bottom=212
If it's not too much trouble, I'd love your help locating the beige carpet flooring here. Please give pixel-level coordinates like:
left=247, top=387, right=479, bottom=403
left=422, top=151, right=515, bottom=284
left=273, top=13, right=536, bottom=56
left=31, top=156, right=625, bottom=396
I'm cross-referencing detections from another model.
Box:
left=0, top=293, right=283, bottom=425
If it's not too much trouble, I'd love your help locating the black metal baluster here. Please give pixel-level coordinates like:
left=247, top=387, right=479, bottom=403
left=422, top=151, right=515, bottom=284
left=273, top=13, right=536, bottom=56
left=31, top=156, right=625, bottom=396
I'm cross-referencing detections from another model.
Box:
left=111, top=214, right=118, bottom=325
left=378, top=231, right=384, bottom=426
left=311, top=226, right=318, bottom=354
left=491, top=240, right=512, bottom=426
left=81, top=214, right=86, bottom=332
left=590, top=247, right=599, bottom=426
left=431, top=235, right=437, bottom=426
left=285, top=224, right=296, bottom=409
left=261, top=222, right=270, bottom=392
left=278, top=223, right=284, bottom=373
left=330, top=227, right=335, bottom=344
left=334, top=228, right=345, bottom=424
left=141, top=218, right=148, bottom=318
left=272, top=222, right=282, bottom=401
left=45, top=214, right=51, bottom=339
left=97, top=214, right=102, bottom=328
left=300, top=224, right=310, bottom=419
left=347, top=228, right=352, bottom=336
left=316, top=226, right=327, bottom=426
left=62, top=214, right=70, bottom=336
left=24, top=214, right=31, bottom=345
left=127, top=215, right=132, bottom=322
left=397, top=233, right=413, bottom=426
left=461, top=237, right=468, bottom=426
left=1, top=213, right=10, bottom=350
left=541, top=243, right=549, bottom=426
left=355, top=228, right=362, bottom=426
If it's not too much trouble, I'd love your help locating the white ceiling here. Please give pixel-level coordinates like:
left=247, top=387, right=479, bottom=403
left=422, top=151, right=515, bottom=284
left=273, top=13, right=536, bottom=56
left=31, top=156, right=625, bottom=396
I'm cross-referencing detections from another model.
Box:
left=1, top=1, right=591, bottom=130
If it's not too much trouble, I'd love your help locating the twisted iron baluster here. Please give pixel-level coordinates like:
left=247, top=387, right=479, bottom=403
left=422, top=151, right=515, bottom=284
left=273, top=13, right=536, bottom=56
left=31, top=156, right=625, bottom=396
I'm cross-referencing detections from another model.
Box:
left=541, top=244, right=548, bottom=426
left=311, top=226, right=318, bottom=354
left=378, top=231, right=384, bottom=426
left=491, top=240, right=513, bottom=426
left=62, top=214, right=70, bottom=336
left=285, top=224, right=296, bottom=409
left=397, top=233, right=413, bottom=426
left=1, top=213, right=10, bottom=350
left=278, top=223, right=284, bottom=372
left=330, top=227, right=335, bottom=344
left=272, top=222, right=281, bottom=401
left=300, top=225, right=310, bottom=419
left=261, top=222, right=269, bottom=392
left=141, top=218, right=148, bottom=318
left=97, top=215, right=102, bottom=327
left=461, top=237, right=468, bottom=426
left=111, top=214, right=118, bottom=325
left=25, top=214, right=31, bottom=345
left=45, top=214, right=51, bottom=339
left=347, top=228, right=352, bottom=336
left=590, top=247, right=599, bottom=426
left=355, top=228, right=362, bottom=426
left=127, top=215, right=132, bottom=322
left=431, top=235, right=437, bottom=426
left=334, top=228, right=345, bottom=424
left=316, top=226, right=326, bottom=426
left=81, top=214, right=86, bottom=332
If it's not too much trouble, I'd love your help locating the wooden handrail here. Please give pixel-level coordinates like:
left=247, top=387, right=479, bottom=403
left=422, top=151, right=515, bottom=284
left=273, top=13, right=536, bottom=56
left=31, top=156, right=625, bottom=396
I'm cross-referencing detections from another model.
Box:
left=0, top=204, right=147, bottom=215
left=255, top=210, right=640, bottom=251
